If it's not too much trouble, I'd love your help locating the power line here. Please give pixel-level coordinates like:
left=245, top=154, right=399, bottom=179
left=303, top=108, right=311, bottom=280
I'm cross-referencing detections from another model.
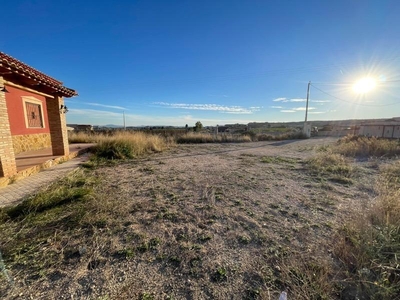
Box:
left=310, top=83, right=400, bottom=107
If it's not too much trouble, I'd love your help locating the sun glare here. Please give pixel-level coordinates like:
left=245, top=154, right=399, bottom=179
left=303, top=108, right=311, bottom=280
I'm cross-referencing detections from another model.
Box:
left=353, top=77, right=376, bottom=94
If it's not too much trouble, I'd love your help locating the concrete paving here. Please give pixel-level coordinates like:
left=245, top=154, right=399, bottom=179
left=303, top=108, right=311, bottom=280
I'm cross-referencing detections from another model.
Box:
left=0, top=151, right=92, bottom=208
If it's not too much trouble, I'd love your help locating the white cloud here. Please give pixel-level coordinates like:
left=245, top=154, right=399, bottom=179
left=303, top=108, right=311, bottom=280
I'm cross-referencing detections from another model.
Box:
left=281, top=110, right=296, bottom=113
left=153, top=102, right=259, bottom=114
left=311, top=100, right=330, bottom=103
left=271, top=106, right=283, bottom=109
left=68, top=108, right=123, bottom=118
left=273, top=97, right=308, bottom=103
left=293, top=107, right=316, bottom=111
left=273, top=97, right=287, bottom=102
left=83, top=102, right=127, bottom=110
left=309, top=111, right=326, bottom=114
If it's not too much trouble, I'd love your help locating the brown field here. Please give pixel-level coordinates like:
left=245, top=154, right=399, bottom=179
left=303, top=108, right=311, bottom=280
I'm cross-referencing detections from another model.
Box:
left=1, top=137, right=399, bottom=299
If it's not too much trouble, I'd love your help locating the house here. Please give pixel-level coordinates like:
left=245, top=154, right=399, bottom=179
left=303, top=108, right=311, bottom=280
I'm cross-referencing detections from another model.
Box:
left=67, top=124, right=94, bottom=131
left=0, top=52, right=77, bottom=179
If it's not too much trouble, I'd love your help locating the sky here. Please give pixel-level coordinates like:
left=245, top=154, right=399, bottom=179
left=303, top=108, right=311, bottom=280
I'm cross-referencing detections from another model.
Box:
left=2, top=0, right=400, bottom=127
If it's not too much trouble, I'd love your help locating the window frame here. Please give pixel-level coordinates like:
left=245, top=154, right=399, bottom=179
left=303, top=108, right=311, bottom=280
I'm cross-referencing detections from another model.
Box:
left=22, top=96, right=46, bottom=129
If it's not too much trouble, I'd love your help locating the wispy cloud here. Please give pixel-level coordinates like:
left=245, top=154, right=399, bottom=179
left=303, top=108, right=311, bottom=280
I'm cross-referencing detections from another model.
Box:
left=153, top=102, right=260, bottom=114
left=273, top=97, right=306, bottom=103
left=271, top=106, right=283, bottom=109
left=277, top=106, right=316, bottom=113
left=83, top=102, right=127, bottom=110
left=293, top=107, right=315, bottom=111
left=68, top=108, right=124, bottom=118
left=311, top=100, right=330, bottom=103
left=309, top=111, right=326, bottom=114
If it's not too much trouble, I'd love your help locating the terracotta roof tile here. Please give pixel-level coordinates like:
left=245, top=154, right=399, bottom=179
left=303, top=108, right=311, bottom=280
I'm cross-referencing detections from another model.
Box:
left=0, top=52, right=77, bottom=97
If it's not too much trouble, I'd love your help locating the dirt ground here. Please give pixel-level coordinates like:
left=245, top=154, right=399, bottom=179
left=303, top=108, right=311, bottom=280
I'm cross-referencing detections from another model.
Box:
left=1, top=137, right=380, bottom=299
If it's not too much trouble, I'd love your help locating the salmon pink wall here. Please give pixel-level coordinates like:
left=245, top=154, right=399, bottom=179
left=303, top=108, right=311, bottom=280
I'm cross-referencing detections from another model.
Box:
left=5, top=85, right=50, bottom=135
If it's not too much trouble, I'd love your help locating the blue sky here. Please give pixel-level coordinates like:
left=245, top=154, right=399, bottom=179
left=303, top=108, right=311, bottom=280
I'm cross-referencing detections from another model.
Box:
left=2, top=0, right=400, bottom=126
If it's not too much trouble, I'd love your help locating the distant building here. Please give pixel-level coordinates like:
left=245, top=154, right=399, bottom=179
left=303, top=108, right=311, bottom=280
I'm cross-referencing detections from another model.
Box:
left=359, top=123, right=400, bottom=138
left=67, top=124, right=93, bottom=131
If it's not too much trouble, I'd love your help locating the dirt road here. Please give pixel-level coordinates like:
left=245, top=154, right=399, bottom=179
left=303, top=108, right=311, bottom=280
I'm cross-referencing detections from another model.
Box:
left=2, top=137, right=377, bottom=299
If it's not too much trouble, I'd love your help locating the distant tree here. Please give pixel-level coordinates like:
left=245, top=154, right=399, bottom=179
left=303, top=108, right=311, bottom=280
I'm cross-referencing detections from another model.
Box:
left=185, top=124, right=189, bottom=131
left=194, top=121, right=203, bottom=132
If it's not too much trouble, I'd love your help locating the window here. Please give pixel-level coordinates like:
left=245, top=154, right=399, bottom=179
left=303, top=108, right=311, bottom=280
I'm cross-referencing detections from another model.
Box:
left=26, top=102, right=43, bottom=127
left=22, top=96, right=45, bottom=128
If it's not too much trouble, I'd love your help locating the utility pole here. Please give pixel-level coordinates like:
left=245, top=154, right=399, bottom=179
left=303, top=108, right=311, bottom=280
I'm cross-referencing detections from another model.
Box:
left=123, top=111, right=126, bottom=130
left=303, top=81, right=311, bottom=138
left=305, top=81, right=311, bottom=122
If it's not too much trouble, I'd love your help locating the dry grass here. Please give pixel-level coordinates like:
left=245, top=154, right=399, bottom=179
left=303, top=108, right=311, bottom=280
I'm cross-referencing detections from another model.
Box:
left=305, top=136, right=400, bottom=298
left=69, top=129, right=307, bottom=147
left=69, top=131, right=174, bottom=159
left=94, top=131, right=173, bottom=159
left=177, top=131, right=307, bottom=143
left=306, top=151, right=354, bottom=186
left=333, top=135, right=400, bottom=158
left=68, top=131, right=98, bottom=143
left=177, top=132, right=252, bottom=143
left=333, top=162, right=400, bottom=299
left=256, top=131, right=307, bottom=141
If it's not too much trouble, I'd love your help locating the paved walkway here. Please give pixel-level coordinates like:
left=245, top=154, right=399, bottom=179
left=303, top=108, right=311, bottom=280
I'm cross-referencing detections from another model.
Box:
left=0, top=154, right=91, bottom=208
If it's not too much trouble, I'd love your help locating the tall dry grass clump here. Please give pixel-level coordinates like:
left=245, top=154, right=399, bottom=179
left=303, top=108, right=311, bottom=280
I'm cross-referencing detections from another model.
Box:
left=69, top=130, right=174, bottom=159
left=94, top=131, right=173, bottom=159
left=373, top=162, right=400, bottom=225
left=334, top=161, right=400, bottom=299
left=334, top=135, right=400, bottom=158
left=68, top=131, right=97, bottom=143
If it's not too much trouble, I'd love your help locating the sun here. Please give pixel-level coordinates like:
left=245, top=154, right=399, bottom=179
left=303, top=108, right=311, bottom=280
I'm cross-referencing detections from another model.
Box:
left=353, top=77, right=376, bottom=94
